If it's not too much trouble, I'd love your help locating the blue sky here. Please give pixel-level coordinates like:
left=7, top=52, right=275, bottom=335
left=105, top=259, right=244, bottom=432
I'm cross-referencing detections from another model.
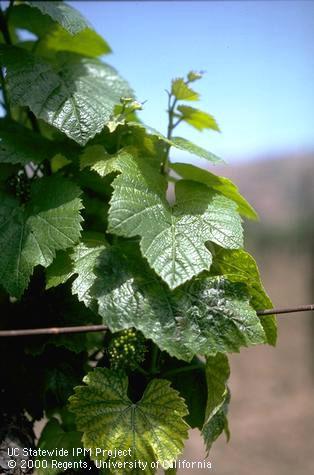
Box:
left=73, top=0, right=314, bottom=164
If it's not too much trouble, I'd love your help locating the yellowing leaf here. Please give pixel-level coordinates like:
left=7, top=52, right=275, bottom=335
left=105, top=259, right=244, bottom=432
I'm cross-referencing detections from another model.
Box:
left=69, top=368, right=189, bottom=474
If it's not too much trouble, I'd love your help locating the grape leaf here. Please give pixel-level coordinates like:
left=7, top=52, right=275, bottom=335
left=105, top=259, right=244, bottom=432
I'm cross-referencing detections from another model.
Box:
left=0, top=46, right=134, bottom=146
left=80, top=146, right=135, bottom=177
left=212, top=248, right=277, bottom=345
left=25, top=1, right=89, bottom=35
left=0, top=119, right=55, bottom=165
left=202, top=353, right=230, bottom=453
left=171, top=78, right=199, bottom=101
left=177, top=105, right=220, bottom=132
left=165, top=357, right=207, bottom=429
left=90, top=242, right=266, bottom=361
left=69, top=368, right=189, bottom=474
left=171, top=162, right=258, bottom=220
left=37, top=26, right=111, bottom=58
left=46, top=232, right=108, bottom=307
left=0, top=176, right=83, bottom=297
left=37, top=418, right=83, bottom=475
left=126, top=122, right=224, bottom=164
left=171, top=137, right=224, bottom=164
left=108, top=157, right=243, bottom=289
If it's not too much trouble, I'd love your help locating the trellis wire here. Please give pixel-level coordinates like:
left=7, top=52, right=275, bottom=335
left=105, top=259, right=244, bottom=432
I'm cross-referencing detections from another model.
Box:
left=0, top=304, right=313, bottom=337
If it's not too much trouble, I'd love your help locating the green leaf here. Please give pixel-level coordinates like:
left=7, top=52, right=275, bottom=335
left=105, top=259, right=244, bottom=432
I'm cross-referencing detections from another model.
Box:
left=25, top=1, right=89, bottom=35
left=80, top=146, right=135, bottom=177
left=37, top=418, right=83, bottom=475
left=0, top=119, right=55, bottom=165
left=171, top=78, right=199, bottom=101
left=70, top=233, right=108, bottom=307
left=46, top=232, right=108, bottom=307
left=171, top=137, right=224, bottom=164
left=0, top=46, right=134, bottom=146
left=45, top=250, right=74, bottom=290
left=91, top=242, right=266, bottom=361
left=177, top=105, right=220, bottom=132
left=0, top=176, right=83, bottom=297
left=69, top=368, right=189, bottom=473
left=212, top=248, right=277, bottom=345
left=108, top=157, right=243, bottom=289
left=202, top=353, right=230, bottom=452
left=126, top=122, right=224, bottom=164
left=37, top=26, right=111, bottom=58
left=171, top=162, right=258, bottom=220
left=165, top=358, right=207, bottom=429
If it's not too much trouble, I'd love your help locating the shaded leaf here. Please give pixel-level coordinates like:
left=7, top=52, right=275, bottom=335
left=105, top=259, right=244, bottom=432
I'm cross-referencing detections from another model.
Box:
left=69, top=368, right=189, bottom=474
left=37, top=418, right=83, bottom=475
left=202, top=353, right=230, bottom=453
left=171, top=162, right=258, bottom=220
left=0, top=119, right=55, bottom=165
left=0, top=176, right=83, bottom=297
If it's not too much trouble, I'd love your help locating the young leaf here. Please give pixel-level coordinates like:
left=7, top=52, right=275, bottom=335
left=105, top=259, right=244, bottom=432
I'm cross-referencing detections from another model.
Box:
left=171, top=78, right=199, bottom=101
left=177, top=105, right=220, bottom=132
left=0, top=119, right=55, bottom=165
left=212, top=248, right=277, bottom=345
left=171, top=162, right=258, bottom=220
left=0, top=176, right=83, bottom=297
left=0, top=46, right=134, bottom=146
left=25, top=1, right=89, bottom=35
left=90, top=242, right=266, bottom=361
left=69, top=368, right=189, bottom=473
left=108, top=157, right=243, bottom=289
left=202, top=353, right=230, bottom=453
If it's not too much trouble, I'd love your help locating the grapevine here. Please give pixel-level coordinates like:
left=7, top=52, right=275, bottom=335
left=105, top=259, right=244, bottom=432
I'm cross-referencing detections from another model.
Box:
left=0, top=1, right=284, bottom=474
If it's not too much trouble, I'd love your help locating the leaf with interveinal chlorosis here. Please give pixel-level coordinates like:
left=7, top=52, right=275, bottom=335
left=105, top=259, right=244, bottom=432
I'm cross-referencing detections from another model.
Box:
left=0, top=119, right=56, bottom=165
left=108, top=155, right=243, bottom=289
left=212, top=247, right=277, bottom=345
left=170, top=162, right=258, bottom=220
left=177, top=105, right=220, bottom=132
left=127, top=122, right=224, bottom=164
left=36, top=418, right=83, bottom=475
left=25, top=1, right=89, bottom=35
left=0, top=176, right=83, bottom=298
left=36, top=25, right=111, bottom=58
left=202, top=353, right=230, bottom=453
left=69, top=368, right=189, bottom=474
left=0, top=46, right=134, bottom=146
left=171, top=78, right=199, bottom=101
left=89, top=241, right=266, bottom=361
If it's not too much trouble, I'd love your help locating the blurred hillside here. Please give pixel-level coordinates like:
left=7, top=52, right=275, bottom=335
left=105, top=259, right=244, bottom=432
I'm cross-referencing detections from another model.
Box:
left=177, top=153, right=314, bottom=475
